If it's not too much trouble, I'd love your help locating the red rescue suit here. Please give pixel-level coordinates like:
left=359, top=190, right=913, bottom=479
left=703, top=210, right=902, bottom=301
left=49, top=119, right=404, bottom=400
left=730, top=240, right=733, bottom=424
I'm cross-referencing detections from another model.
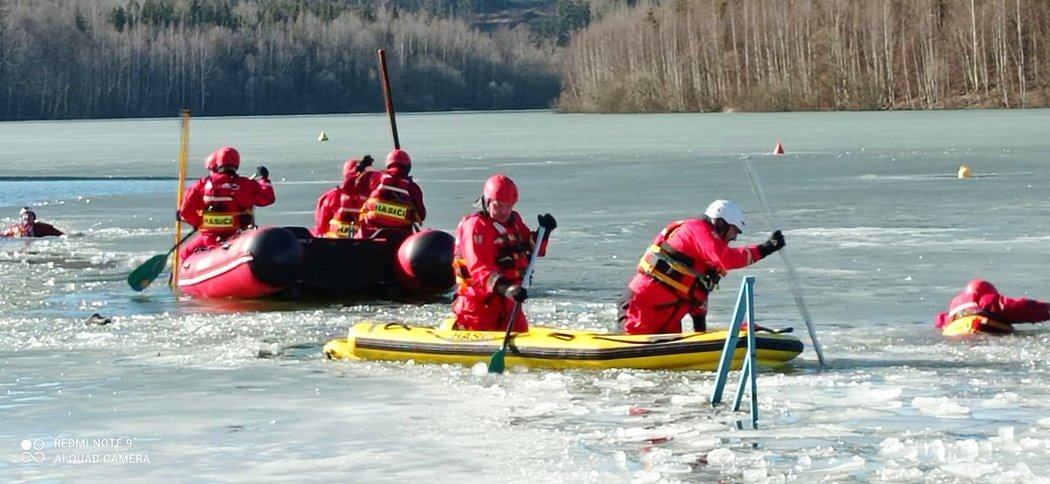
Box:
left=934, top=279, right=1050, bottom=334
left=3, top=222, right=63, bottom=238
left=621, top=218, right=764, bottom=335
left=179, top=172, right=275, bottom=259
left=356, top=169, right=426, bottom=241
left=452, top=211, right=548, bottom=332
left=314, top=171, right=379, bottom=238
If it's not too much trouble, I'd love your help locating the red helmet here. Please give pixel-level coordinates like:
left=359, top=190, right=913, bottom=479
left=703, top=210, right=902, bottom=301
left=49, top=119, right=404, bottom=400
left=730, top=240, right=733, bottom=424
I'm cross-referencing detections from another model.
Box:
left=205, top=146, right=240, bottom=172
left=386, top=149, right=411, bottom=171
left=343, top=158, right=360, bottom=181
left=483, top=174, right=518, bottom=204
left=964, top=279, right=997, bottom=295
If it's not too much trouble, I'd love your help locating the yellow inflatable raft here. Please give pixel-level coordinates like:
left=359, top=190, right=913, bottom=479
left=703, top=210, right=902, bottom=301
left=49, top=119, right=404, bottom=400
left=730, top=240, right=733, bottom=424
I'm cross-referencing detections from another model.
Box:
left=323, top=322, right=804, bottom=371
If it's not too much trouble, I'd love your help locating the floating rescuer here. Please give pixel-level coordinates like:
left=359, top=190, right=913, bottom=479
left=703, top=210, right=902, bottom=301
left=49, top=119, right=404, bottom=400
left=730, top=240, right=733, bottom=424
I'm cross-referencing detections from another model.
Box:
left=935, top=279, right=1050, bottom=335
left=2, top=207, right=63, bottom=238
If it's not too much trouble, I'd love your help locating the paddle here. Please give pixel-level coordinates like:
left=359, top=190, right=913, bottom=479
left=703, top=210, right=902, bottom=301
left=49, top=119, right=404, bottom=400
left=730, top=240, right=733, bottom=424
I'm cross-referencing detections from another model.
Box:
left=127, top=229, right=196, bottom=292
left=172, top=109, right=191, bottom=290
left=741, top=157, right=827, bottom=366
left=488, top=226, right=547, bottom=374
left=377, top=49, right=400, bottom=149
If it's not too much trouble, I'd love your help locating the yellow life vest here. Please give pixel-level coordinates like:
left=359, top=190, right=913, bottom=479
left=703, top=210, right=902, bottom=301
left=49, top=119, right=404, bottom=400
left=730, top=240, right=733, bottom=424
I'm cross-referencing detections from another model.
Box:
left=637, top=221, right=724, bottom=302
left=200, top=176, right=254, bottom=231
left=325, top=193, right=359, bottom=238
left=325, top=219, right=354, bottom=238
left=360, top=175, right=418, bottom=230
left=201, top=209, right=253, bottom=231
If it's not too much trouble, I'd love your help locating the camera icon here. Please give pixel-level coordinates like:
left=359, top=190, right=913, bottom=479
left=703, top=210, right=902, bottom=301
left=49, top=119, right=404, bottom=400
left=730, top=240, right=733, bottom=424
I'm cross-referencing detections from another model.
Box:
left=19, top=439, right=45, bottom=463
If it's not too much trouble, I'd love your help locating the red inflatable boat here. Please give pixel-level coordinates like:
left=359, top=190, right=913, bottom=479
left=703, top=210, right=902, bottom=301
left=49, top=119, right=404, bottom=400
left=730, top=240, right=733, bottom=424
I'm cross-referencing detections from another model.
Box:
left=176, top=227, right=454, bottom=300
left=176, top=226, right=304, bottom=298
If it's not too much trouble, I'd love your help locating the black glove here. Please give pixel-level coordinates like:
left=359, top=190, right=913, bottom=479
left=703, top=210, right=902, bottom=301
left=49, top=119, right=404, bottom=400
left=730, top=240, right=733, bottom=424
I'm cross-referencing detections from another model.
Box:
left=537, top=213, right=557, bottom=232
left=360, top=155, right=374, bottom=168
left=494, top=277, right=528, bottom=303
left=255, top=166, right=269, bottom=179
left=757, top=230, right=785, bottom=258
left=691, top=314, right=706, bottom=332
left=505, top=284, right=528, bottom=303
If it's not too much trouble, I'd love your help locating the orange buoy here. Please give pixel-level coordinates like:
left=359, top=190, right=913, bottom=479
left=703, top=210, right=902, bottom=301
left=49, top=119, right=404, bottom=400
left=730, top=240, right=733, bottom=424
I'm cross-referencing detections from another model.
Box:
left=957, top=164, right=972, bottom=178
left=773, top=142, right=784, bottom=155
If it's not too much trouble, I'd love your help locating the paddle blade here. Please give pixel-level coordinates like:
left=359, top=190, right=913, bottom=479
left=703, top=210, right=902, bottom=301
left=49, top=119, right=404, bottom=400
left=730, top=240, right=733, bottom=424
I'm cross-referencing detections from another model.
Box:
left=127, top=253, right=170, bottom=291
left=487, top=349, right=506, bottom=374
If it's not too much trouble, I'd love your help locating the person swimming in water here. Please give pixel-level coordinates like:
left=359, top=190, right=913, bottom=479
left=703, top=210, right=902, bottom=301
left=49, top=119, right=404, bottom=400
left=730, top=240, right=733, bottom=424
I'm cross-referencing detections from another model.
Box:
left=2, top=207, right=63, bottom=238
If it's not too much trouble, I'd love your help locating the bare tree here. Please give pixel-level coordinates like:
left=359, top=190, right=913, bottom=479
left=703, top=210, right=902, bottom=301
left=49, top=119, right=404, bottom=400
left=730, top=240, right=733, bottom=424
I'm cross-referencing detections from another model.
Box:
left=559, top=0, right=1050, bottom=112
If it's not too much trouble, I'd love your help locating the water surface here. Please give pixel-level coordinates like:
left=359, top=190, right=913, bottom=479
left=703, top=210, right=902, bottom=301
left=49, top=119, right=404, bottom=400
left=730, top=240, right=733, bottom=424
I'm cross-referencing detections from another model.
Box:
left=2, top=109, right=1050, bottom=482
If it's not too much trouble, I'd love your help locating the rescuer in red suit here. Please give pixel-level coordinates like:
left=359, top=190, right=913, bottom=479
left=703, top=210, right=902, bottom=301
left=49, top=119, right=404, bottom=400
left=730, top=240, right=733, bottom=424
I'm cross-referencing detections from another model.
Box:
left=618, top=200, right=785, bottom=335
left=313, top=155, right=378, bottom=238
left=451, top=174, right=557, bottom=332
left=179, top=146, right=275, bottom=259
left=356, top=149, right=426, bottom=244
left=934, top=279, right=1050, bottom=334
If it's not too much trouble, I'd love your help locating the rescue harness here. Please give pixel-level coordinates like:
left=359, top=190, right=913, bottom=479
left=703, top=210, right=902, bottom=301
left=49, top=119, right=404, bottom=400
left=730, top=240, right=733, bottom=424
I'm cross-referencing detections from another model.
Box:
left=454, top=213, right=530, bottom=293
left=637, top=221, right=724, bottom=303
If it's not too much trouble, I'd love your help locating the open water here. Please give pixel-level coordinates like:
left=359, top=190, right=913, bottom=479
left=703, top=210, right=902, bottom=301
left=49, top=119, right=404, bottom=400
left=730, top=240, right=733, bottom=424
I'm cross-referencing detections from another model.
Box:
left=2, top=109, right=1050, bottom=482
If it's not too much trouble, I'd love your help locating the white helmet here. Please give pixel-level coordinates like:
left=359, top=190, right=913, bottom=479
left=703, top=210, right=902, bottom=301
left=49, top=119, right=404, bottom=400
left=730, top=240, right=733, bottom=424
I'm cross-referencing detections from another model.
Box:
left=704, top=200, right=745, bottom=232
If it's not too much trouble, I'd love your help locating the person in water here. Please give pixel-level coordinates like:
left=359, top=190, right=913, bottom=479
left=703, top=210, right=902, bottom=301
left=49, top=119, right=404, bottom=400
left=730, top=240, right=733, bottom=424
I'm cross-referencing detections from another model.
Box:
left=451, top=174, right=557, bottom=332
left=355, top=149, right=426, bottom=244
left=178, top=146, right=275, bottom=259
left=618, top=199, right=785, bottom=335
left=2, top=207, right=63, bottom=238
left=313, top=155, right=378, bottom=238
left=935, top=279, right=1050, bottom=335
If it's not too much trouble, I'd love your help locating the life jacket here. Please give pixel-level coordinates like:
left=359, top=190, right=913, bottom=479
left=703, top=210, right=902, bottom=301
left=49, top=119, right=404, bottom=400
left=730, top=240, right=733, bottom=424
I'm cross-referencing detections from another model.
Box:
left=9, top=223, right=32, bottom=237
left=942, top=306, right=1014, bottom=336
left=359, top=174, right=419, bottom=230
left=324, top=191, right=365, bottom=238
left=637, top=220, right=725, bottom=303
left=4, top=222, right=30, bottom=237
left=453, top=212, right=531, bottom=295
left=200, top=175, right=254, bottom=232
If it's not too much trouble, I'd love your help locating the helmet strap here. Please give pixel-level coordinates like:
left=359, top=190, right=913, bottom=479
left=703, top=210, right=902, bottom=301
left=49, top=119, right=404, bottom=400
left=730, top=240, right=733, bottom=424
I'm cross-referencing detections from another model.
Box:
left=712, top=218, right=730, bottom=240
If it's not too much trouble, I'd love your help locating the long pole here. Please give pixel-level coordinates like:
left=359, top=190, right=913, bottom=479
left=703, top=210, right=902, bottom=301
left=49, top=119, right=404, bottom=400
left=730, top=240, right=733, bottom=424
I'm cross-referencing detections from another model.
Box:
left=378, top=49, right=400, bottom=149
left=172, top=109, right=190, bottom=290
left=741, top=158, right=827, bottom=366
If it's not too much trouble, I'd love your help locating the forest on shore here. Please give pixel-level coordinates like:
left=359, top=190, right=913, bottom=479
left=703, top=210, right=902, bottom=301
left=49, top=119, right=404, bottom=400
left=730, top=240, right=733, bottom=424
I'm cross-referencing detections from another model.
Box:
left=0, top=0, right=574, bottom=119
left=1, top=0, right=1049, bottom=120
left=558, top=0, right=1050, bottom=112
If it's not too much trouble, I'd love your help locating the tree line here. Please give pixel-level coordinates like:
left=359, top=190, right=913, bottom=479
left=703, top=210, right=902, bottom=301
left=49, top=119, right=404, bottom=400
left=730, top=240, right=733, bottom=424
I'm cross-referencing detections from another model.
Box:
left=0, top=0, right=563, bottom=120
left=4, top=0, right=1047, bottom=120
left=557, top=0, right=1050, bottom=112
